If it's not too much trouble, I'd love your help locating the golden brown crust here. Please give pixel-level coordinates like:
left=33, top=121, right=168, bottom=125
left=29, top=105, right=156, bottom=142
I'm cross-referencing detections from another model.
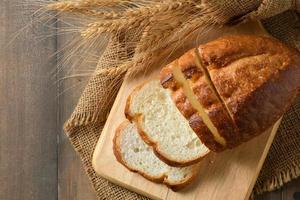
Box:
left=113, top=120, right=200, bottom=191
left=201, top=35, right=300, bottom=142
left=160, top=63, right=177, bottom=89
left=198, top=35, right=292, bottom=68
left=160, top=49, right=202, bottom=89
left=160, top=34, right=300, bottom=150
left=171, top=78, right=239, bottom=152
left=113, top=121, right=166, bottom=182
left=164, top=165, right=200, bottom=191
left=161, top=49, right=240, bottom=151
left=189, top=74, right=239, bottom=150
left=124, top=81, right=148, bottom=121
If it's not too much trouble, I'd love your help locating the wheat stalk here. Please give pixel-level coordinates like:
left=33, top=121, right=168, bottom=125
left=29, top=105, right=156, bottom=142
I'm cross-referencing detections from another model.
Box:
left=45, top=0, right=227, bottom=122
left=80, top=1, right=194, bottom=39
left=134, top=5, right=203, bottom=54
left=127, top=15, right=220, bottom=75
left=79, top=0, right=219, bottom=76
left=48, top=0, right=138, bottom=10
left=96, top=62, right=132, bottom=76
left=122, top=1, right=190, bottom=18
left=135, top=5, right=196, bottom=53
left=46, top=0, right=136, bottom=18
left=136, top=4, right=222, bottom=54
left=47, top=0, right=222, bottom=83
left=76, top=0, right=155, bottom=8
left=47, top=1, right=120, bottom=18
left=81, top=17, right=146, bottom=38
left=47, top=0, right=161, bottom=18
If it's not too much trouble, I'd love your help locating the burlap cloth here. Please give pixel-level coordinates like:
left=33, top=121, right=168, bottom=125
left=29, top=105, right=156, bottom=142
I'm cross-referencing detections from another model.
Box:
left=61, top=0, right=300, bottom=199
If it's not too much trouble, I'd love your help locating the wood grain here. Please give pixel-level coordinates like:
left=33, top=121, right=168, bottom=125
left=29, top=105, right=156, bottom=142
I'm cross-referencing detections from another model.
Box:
left=0, top=1, right=57, bottom=200
left=92, top=21, right=284, bottom=200
left=0, top=1, right=299, bottom=200
left=256, top=189, right=282, bottom=200
left=281, top=178, right=300, bottom=200
left=56, top=20, right=97, bottom=200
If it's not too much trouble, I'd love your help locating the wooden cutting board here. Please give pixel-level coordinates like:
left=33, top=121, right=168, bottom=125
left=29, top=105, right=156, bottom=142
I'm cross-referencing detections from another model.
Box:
left=92, top=20, right=282, bottom=200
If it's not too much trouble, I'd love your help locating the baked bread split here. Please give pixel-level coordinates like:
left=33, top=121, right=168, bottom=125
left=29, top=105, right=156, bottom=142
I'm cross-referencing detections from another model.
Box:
left=198, top=35, right=300, bottom=141
left=160, top=49, right=240, bottom=151
left=125, top=80, right=210, bottom=166
left=160, top=35, right=300, bottom=152
left=113, top=121, right=200, bottom=191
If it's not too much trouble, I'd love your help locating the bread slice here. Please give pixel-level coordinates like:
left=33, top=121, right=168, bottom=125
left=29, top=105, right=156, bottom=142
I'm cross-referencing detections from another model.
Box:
left=125, top=80, right=210, bottom=167
left=172, top=59, right=226, bottom=147
left=194, top=48, right=234, bottom=121
left=113, top=121, right=200, bottom=191
left=160, top=49, right=239, bottom=152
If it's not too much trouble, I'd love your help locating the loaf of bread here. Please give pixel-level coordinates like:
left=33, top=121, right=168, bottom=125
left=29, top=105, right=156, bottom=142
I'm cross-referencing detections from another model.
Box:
left=125, top=80, right=209, bottom=166
left=113, top=35, right=299, bottom=189
left=160, top=35, right=300, bottom=152
left=113, top=121, right=200, bottom=191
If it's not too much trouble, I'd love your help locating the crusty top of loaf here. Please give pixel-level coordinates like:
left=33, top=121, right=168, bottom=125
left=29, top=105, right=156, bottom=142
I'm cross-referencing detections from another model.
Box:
left=198, top=35, right=299, bottom=100
left=160, top=34, right=300, bottom=149
left=160, top=49, right=239, bottom=151
left=201, top=35, right=300, bottom=137
left=198, top=35, right=298, bottom=68
left=160, top=49, right=202, bottom=90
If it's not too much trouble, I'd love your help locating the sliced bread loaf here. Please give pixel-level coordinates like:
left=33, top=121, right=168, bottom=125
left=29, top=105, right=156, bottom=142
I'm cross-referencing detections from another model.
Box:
left=161, top=35, right=300, bottom=150
left=125, top=80, right=209, bottom=167
left=113, top=121, right=200, bottom=191
left=160, top=49, right=239, bottom=152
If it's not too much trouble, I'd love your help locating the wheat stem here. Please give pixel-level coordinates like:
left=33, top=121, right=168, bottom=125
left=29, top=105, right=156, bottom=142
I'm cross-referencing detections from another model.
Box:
left=80, top=1, right=194, bottom=38
left=47, top=0, right=159, bottom=18
left=45, top=0, right=223, bottom=90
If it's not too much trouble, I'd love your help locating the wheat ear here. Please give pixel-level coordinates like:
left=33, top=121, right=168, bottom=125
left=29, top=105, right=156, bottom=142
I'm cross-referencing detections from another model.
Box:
left=47, top=0, right=159, bottom=18
left=80, top=1, right=193, bottom=39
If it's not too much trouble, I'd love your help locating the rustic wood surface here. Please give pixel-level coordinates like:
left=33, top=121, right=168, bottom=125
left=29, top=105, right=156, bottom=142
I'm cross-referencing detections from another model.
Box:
left=0, top=1, right=299, bottom=200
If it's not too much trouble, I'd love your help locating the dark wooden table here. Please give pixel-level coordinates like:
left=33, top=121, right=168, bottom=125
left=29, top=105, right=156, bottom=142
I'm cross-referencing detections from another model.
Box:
left=1, top=1, right=299, bottom=200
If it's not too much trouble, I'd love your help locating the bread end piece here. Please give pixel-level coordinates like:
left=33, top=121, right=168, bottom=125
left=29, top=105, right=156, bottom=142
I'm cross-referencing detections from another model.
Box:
left=113, top=120, right=201, bottom=191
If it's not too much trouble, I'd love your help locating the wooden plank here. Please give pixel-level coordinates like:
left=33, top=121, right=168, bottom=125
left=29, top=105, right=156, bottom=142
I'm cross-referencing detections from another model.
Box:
left=0, top=1, right=57, bottom=200
left=57, top=131, right=97, bottom=200
left=57, top=75, right=97, bottom=200
left=56, top=19, right=97, bottom=200
left=166, top=123, right=280, bottom=200
left=92, top=20, right=282, bottom=200
left=282, top=178, right=300, bottom=200
left=255, top=189, right=282, bottom=200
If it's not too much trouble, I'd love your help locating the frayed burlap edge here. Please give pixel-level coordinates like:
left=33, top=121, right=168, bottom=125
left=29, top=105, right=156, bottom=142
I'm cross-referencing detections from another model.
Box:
left=64, top=111, right=104, bottom=134
left=251, top=161, right=300, bottom=199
